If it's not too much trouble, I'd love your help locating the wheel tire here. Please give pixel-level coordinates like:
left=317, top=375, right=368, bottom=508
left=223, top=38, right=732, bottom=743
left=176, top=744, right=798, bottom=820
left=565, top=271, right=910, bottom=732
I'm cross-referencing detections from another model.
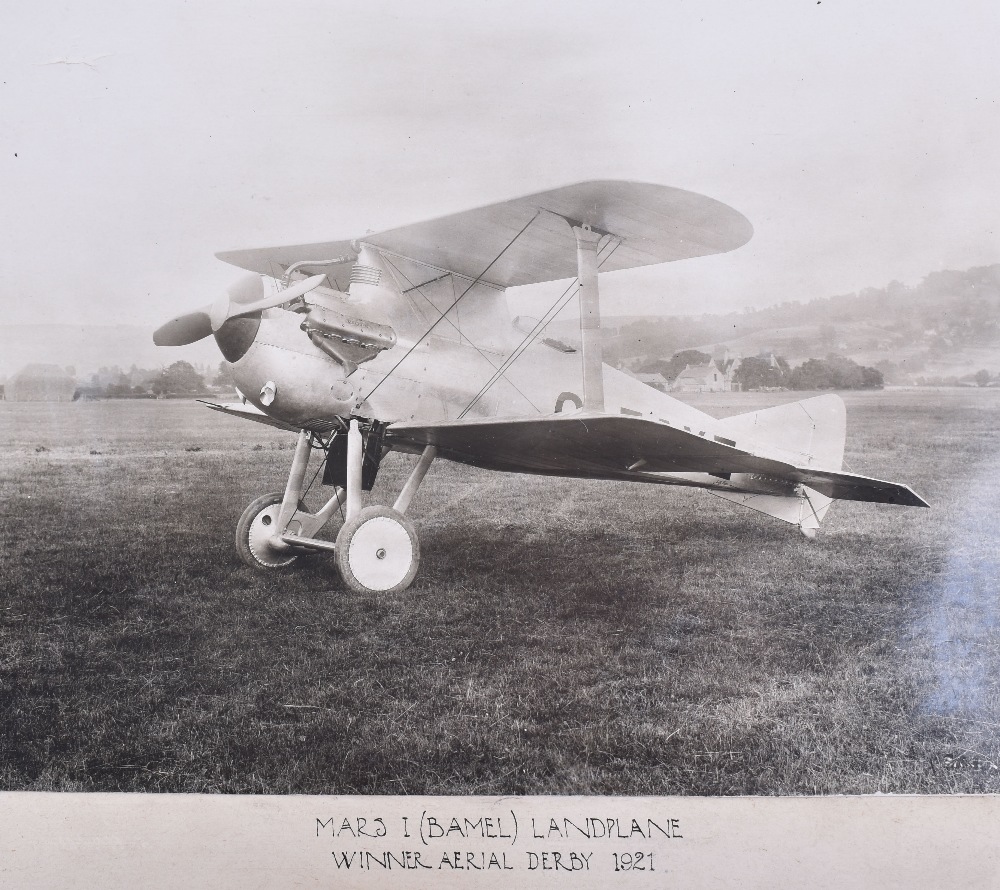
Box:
left=335, top=505, right=419, bottom=594
left=236, top=492, right=305, bottom=570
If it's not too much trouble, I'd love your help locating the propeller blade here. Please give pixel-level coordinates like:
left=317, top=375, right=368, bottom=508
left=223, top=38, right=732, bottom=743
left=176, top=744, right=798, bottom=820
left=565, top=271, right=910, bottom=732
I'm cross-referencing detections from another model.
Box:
left=153, top=309, right=213, bottom=346
left=210, top=274, right=326, bottom=331
left=227, top=272, right=266, bottom=305
left=278, top=273, right=328, bottom=303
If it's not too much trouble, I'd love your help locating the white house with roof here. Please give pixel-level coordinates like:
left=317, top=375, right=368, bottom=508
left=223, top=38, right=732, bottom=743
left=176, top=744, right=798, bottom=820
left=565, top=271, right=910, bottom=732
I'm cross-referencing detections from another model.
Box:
left=672, top=360, right=729, bottom=393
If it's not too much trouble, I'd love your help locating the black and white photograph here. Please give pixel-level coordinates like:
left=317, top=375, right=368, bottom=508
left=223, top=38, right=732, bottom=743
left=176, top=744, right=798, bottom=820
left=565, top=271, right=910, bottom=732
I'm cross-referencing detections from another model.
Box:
left=2, top=0, right=1000, bottom=884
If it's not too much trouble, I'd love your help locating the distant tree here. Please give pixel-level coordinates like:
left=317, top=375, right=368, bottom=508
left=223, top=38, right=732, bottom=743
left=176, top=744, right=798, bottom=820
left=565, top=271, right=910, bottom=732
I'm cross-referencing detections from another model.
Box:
left=975, top=369, right=991, bottom=387
left=734, top=355, right=788, bottom=390
left=636, top=358, right=670, bottom=376
left=671, top=348, right=712, bottom=366
left=662, top=349, right=712, bottom=381
left=152, top=361, right=206, bottom=396
left=639, top=349, right=712, bottom=381
left=789, top=359, right=830, bottom=390
left=214, top=361, right=235, bottom=388
left=789, top=356, right=882, bottom=390
left=860, top=365, right=885, bottom=389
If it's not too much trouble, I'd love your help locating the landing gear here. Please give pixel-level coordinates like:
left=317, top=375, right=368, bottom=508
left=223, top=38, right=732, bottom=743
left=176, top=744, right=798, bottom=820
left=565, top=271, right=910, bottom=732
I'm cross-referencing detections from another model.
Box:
left=236, top=420, right=437, bottom=595
left=335, top=505, right=419, bottom=594
left=236, top=492, right=300, bottom=569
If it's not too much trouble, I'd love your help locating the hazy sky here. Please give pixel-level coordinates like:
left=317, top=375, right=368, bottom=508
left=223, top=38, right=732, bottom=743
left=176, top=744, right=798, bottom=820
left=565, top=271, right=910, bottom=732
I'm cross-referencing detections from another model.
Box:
left=2, top=1, right=998, bottom=327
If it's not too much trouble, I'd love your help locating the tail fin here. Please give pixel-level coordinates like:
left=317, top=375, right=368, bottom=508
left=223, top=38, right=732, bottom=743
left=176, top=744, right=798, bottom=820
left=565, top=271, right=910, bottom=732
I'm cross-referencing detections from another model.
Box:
left=721, top=393, right=846, bottom=469
left=712, top=394, right=846, bottom=536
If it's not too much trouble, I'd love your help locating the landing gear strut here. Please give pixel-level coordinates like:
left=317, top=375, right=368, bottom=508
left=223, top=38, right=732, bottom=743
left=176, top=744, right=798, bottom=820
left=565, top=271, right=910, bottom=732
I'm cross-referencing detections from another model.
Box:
left=235, top=420, right=436, bottom=595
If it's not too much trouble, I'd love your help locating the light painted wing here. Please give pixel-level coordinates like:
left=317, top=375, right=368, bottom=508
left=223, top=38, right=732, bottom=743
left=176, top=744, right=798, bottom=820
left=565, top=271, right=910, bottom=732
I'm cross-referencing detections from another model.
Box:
left=215, top=180, right=753, bottom=288
left=217, top=238, right=359, bottom=292
left=386, top=412, right=929, bottom=507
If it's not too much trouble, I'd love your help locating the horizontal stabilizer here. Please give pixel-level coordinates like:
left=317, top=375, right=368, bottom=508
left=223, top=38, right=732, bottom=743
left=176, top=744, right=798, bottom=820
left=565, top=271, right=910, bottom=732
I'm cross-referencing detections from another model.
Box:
left=788, top=466, right=929, bottom=507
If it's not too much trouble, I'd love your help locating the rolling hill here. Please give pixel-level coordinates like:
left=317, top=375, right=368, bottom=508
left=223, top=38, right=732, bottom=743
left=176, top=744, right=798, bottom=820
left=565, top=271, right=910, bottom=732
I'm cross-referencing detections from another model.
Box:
left=550, top=264, right=1000, bottom=384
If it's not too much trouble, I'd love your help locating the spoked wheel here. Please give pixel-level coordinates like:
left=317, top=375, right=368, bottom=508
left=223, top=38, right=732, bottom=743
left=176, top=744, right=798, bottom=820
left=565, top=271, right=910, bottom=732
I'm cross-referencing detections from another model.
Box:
left=335, top=505, right=419, bottom=594
left=236, top=492, right=304, bottom=570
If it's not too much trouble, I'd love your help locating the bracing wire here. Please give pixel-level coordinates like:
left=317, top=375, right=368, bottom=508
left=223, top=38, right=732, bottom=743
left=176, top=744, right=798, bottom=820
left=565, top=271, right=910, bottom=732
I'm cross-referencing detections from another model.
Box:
left=381, top=255, right=542, bottom=413
left=362, top=211, right=542, bottom=401
left=458, top=237, right=623, bottom=418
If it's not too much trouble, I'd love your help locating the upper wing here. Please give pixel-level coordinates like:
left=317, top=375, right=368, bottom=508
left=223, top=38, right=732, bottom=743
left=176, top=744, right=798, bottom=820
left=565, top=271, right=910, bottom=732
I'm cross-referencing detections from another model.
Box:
left=386, top=412, right=929, bottom=508
left=215, top=181, right=753, bottom=288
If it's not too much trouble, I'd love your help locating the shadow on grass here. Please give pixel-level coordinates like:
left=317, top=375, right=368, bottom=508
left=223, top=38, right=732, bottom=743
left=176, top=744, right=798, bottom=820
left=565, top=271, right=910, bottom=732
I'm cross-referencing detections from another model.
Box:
left=3, top=395, right=1000, bottom=793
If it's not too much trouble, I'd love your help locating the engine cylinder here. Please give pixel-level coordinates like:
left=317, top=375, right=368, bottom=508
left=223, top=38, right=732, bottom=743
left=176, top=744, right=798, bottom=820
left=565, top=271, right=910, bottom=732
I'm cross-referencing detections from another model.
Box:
left=303, top=305, right=396, bottom=351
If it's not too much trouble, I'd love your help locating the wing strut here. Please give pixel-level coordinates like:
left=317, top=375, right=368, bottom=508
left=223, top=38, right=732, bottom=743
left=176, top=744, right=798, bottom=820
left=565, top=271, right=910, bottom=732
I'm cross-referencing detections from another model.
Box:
left=574, top=225, right=605, bottom=412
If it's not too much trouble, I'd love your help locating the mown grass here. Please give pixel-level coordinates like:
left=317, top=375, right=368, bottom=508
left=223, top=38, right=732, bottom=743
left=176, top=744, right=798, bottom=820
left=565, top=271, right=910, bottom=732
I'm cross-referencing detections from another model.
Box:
left=1, top=391, right=999, bottom=794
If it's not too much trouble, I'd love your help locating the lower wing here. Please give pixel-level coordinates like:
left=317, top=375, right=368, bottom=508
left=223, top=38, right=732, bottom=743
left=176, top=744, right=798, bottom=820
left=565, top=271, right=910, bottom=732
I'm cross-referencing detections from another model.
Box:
left=386, top=412, right=929, bottom=508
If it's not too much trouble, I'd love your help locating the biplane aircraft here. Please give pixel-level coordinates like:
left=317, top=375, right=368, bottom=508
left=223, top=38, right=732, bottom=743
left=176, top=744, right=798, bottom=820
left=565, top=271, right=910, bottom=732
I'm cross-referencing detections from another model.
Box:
left=154, top=181, right=928, bottom=595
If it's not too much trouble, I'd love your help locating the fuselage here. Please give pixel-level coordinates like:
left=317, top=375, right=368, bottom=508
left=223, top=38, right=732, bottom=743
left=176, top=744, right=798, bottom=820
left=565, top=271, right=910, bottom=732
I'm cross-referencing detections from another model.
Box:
left=224, top=246, right=721, bottom=430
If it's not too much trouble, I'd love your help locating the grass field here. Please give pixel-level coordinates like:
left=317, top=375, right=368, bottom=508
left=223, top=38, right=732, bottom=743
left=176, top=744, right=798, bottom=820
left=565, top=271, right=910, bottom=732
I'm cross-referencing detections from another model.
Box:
left=2, top=390, right=1000, bottom=794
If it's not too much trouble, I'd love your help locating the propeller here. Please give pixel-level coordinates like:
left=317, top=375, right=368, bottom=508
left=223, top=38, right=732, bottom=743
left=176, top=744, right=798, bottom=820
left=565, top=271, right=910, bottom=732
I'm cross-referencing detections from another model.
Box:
left=152, top=309, right=214, bottom=347
left=153, top=274, right=327, bottom=347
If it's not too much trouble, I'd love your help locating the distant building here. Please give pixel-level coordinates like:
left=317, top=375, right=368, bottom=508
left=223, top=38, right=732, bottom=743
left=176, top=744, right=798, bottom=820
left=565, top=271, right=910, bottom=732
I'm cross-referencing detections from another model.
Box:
left=672, top=360, right=729, bottom=393
left=6, top=364, right=77, bottom=402
left=720, top=354, right=743, bottom=391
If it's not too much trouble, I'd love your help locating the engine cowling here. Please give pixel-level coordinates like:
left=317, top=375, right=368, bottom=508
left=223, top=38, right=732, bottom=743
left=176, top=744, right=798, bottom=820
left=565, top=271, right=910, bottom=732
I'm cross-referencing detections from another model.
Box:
left=300, top=305, right=397, bottom=376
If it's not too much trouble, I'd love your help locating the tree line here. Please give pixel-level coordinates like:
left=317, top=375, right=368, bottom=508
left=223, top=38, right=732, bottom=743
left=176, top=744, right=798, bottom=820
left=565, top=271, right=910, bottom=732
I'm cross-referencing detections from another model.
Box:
left=641, top=350, right=885, bottom=391
left=739, top=354, right=884, bottom=390
left=78, top=361, right=233, bottom=398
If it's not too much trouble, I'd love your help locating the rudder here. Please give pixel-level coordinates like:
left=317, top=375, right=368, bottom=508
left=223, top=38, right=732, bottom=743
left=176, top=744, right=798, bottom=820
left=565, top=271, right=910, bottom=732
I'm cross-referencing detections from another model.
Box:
left=712, top=394, right=847, bottom=536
